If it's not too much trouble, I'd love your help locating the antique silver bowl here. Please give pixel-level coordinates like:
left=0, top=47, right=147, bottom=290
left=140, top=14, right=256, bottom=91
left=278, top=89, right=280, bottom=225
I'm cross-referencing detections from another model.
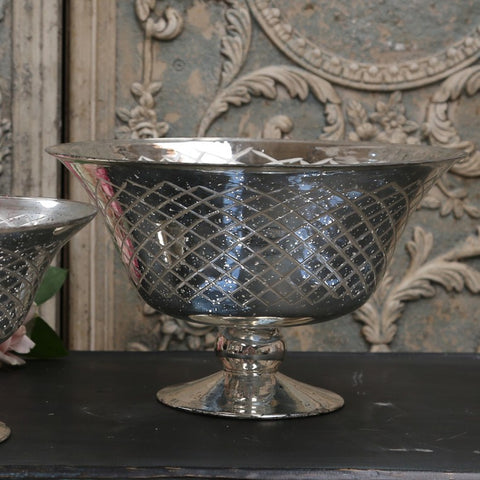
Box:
left=47, top=138, right=464, bottom=419
left=0, top=197, right=96, bottom=441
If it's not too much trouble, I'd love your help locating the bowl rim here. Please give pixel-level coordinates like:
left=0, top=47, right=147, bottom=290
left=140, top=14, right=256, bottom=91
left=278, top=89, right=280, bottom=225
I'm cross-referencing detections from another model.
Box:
left=0, top=196, right=97, bottom=233
left=46, top=137, right=467, bottom=168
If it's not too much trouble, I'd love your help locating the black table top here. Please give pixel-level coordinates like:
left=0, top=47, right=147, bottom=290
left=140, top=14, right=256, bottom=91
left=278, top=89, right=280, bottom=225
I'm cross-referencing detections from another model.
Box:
left=1, top=351, right=480, bottom=479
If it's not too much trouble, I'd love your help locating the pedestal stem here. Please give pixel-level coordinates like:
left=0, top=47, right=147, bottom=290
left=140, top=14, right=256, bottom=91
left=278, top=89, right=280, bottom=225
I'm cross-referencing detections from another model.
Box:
left=215, top=327, right=284, bottom=415
left=157, top=326, right=345, bottom=419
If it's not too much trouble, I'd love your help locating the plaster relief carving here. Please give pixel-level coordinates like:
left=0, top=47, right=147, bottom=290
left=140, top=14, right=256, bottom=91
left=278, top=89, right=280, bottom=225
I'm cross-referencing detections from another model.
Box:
left=220, top=0, right=252, bottom=87
left=262, top=114, right=293, bottom=138
left=247, top=0, right=480, bottom=91
left=422, top=177, right=480, bottom=220
left=345, top=87, right=480, bottom=350
left=114, top=0, right=480, bottom=352
left=346, top=90, right=480, bottom=219
left=347, top=91, right=419, bottom=145
left=421, top=66, right=480, bottom=219
left=116, top=0, right=184, bottom=139
left=198, top=65, right=344, bottom=138
left=354, top=227, right=480, bottom=352
left=426, top=65, right=480, bottom=178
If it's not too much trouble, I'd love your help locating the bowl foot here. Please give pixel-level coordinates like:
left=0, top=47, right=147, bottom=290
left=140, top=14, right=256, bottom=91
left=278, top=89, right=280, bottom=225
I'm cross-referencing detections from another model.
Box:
left=0, top=422, right=10, bottom=442
left=157, top=327, right=343, bottom=419
left=157, top=370, right=343, bottom=419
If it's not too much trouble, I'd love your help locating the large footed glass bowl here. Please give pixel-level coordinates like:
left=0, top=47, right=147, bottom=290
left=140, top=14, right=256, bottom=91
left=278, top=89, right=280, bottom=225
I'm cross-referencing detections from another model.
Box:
left=0, top=197, right=96, bottom=441
left=47, top=138, right=464, bottom=419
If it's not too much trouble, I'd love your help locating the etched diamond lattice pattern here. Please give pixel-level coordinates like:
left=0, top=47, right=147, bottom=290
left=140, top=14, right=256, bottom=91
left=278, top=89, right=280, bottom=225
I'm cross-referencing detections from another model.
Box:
left=0, top=238, right=57, bottom=340
left=71, top=162, right=437, bottom=324
left=0, top=199, right=97, bottom=342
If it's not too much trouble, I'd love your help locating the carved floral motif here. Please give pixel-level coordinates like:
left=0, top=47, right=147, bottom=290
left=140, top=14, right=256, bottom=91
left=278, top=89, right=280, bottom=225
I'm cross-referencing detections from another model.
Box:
left=262, top=114, right=293, bottom=138
left=347, top=91, right=420, bottom=145
left=116, top=82, right=169, bottom=139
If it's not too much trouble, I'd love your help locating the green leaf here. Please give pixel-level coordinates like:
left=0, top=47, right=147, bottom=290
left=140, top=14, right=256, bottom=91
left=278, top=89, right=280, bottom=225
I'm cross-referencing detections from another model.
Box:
left=34, top=266, right=68, bottom=305
left=25, top=316, right=68, bottom=358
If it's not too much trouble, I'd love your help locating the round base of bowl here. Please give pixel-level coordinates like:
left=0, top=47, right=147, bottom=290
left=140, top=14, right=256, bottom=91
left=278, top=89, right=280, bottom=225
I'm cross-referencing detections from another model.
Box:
left=157, top=371, right=344, bottom=419
left=0, top=422, right=11, bottom=442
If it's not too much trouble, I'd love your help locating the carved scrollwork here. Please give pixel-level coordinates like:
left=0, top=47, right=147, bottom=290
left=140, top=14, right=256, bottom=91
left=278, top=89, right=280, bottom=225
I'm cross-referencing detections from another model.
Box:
left=354, top=226, right=480, bottom=352
left=116, top=0, right=184, bottom=139
left=220, top=0, right=252, bottom=87
left=247, top=0, right=480, bottom=91
left=425, top=65, right=480, bottom=178
left=198, top=65, right=344, bottom=139
left=135, top=0, right=183, bottom=40
left=420, top=65, right=480, bottom=218
left=262, top=114, right=293, bottom=138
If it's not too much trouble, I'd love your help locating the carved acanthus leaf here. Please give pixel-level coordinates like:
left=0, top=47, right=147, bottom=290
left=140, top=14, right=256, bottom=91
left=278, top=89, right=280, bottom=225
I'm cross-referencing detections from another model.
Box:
left=220, top=0, right=251, bottom=87
left=135, top=0, right=155, bottom=22
left=262, top=114, right=293, bottom=138
left=426, top=65, right=480, bottom=178
left=150, top=6, right=184, bottom=41
left=422, top=179, right=480, bottom=219
left=135, top=1, right=184, bottom=40
left=354, top=226, right=480, bottom=352
left=198, top=65, right=344, bottom=138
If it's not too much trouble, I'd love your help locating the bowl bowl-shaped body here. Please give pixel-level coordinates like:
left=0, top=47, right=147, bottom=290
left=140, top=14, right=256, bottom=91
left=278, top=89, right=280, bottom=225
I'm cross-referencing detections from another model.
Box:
left=0, top=197, right=97, bottom=342
left=48, top=139, right=463, bottom=327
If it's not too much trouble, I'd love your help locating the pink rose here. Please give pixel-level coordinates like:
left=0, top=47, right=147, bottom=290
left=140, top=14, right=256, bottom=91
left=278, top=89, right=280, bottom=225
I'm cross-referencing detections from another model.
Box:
left=0, top=308, right=36, bottom=366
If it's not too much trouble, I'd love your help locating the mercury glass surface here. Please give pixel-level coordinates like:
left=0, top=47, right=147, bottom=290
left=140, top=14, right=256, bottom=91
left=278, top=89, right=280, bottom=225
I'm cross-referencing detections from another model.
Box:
left=0, top=197, right=96, bottom=441
left=47, top=138, right=465, bottom=419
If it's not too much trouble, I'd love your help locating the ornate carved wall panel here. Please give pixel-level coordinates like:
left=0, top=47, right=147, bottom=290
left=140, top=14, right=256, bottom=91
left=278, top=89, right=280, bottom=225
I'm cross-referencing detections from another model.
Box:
left=67, top=0, right=480, bottom=352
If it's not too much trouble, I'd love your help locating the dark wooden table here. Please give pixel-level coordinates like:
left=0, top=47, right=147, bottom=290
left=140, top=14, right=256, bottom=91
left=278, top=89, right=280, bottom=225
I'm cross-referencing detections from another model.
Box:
left=1, top=351, right=479, bottom=479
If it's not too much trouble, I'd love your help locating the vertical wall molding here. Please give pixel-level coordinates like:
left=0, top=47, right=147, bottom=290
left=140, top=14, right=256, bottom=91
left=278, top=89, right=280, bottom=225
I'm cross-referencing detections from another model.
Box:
left=11, top=0, right=62, bottom=328
left=12, top=0, right=62, bottom=198
left=66, top=0, right=117, bottom=349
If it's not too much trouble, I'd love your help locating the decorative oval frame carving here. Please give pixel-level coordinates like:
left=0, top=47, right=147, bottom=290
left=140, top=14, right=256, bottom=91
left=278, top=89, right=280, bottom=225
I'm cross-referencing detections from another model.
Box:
left=247, top=0, right=480, bottom=91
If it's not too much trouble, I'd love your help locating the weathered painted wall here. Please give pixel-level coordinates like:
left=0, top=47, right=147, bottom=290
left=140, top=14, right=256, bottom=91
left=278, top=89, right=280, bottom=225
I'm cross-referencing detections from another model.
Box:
left=65, top=0, right=480, bottom=353
left=1, top=0, right=62, bottom=328
left=0, top=0, right=12, bottom=195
